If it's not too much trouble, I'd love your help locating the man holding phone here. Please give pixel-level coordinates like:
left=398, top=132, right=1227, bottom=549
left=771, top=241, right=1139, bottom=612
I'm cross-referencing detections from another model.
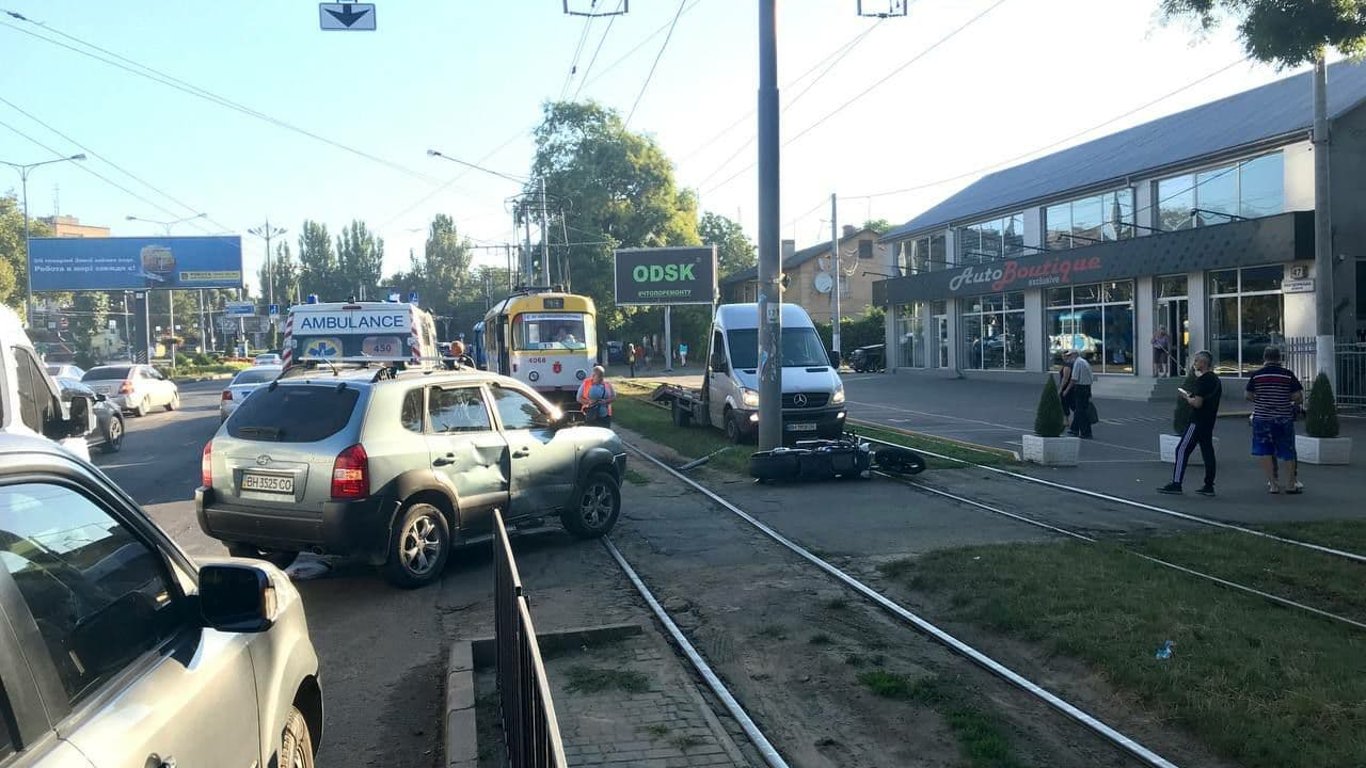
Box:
left=1159, top=349, right=1222, bottom=496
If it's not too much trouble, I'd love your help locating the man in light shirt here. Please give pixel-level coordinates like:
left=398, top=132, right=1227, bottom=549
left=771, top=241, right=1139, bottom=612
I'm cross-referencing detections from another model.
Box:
left=1063, top=349, right=1094, bottom=439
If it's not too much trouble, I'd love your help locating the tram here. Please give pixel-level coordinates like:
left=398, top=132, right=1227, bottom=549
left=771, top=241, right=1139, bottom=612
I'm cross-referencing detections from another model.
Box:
left=483, top=287, right=597, bottom=402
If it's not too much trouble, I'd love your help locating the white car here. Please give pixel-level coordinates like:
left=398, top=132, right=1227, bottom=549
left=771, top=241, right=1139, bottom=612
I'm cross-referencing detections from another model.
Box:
left=254, top=353, right=283, bottom=366
left=220, top=365, right=283, bottom=422
left=81, top=364, right=181, bottom=417
left=45, top=363, right=86, bottom=380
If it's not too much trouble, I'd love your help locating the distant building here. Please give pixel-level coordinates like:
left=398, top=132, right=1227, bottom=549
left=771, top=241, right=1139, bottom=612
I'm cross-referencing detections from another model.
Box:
left=38, top=215, right=109, bottom=238
left=720, top=226, right=894, bottom=323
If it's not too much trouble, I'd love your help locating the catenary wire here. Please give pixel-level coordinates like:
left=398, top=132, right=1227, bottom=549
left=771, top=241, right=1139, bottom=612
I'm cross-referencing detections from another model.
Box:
left=624, top=0, right=689, bottom=128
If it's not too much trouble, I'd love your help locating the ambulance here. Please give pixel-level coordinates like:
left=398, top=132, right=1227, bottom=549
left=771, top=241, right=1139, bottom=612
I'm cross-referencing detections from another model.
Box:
left=281, top=299, right=439, bottom=369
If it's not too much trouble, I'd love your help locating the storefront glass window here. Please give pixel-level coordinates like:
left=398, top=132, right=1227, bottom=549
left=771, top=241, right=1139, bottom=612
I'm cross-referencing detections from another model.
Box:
left=1207, top=267, right=1285, bottom=375
left=895, top=303, right=928, bottom=368
left=956, top=213, right=1023, bottom=265
left=1157, top=151, right=1285, bottom=231
left=959, top=292, right=1025, bottom=371
left=1044, top=281, right=1135, bottom=374
left=1153, top=275, right=1190, bottom=377
left=1043, top=189, right=1134, bottom=249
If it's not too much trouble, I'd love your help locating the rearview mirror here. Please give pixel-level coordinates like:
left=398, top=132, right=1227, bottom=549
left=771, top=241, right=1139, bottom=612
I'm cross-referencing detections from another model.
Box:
left=63, top=394, right=98, bottom=438
left=200, top=563, right=276, bottom=633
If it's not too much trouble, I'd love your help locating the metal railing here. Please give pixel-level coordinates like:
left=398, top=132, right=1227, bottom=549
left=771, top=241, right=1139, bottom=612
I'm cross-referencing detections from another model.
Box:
left=494, top=509, right=568, bottom=768
left=1282, top=336, right=1366, bottom=408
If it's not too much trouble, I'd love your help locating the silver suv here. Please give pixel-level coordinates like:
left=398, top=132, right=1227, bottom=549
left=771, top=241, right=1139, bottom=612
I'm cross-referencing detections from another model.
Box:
left=196, top=366, right=627, bottom=587
left=0, top=433, right=323, bottom=767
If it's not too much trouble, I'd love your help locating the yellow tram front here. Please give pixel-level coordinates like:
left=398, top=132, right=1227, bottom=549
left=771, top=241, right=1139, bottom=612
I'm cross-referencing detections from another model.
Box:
left=484, top=291, right=597, bottom=401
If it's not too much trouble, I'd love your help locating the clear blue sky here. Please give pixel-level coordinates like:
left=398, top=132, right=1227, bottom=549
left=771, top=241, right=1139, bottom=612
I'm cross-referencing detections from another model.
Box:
left=0, top=0, right=1308, bottom=292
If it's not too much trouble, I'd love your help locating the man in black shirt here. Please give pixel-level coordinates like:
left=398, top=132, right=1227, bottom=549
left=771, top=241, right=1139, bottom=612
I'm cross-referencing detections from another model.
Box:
left=1159, top=349, right=1222, bottom=496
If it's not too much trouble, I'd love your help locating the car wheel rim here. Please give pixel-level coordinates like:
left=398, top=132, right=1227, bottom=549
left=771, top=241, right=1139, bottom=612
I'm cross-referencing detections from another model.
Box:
left=400, top=514, right=442, bottom=575
left=109, top=420, right=122, bottom=445
left=580, top=482, right=613, bottom=527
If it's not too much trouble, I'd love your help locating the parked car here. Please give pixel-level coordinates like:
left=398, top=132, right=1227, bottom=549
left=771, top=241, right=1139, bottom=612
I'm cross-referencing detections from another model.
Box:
left=56, top=376, right=124, bottom=453
left=848, top=344, right=885, bottom=373
left=45, top=362, right=86, bottom=380
left=197, top=366, right=627, bottom=587
left=255, top=353, right=284, bottom=366
left=220, top=365, right=283, bottom=422
left=0, top=432, right=323, bottom=767
left=82, top=364, right=180, bottom=416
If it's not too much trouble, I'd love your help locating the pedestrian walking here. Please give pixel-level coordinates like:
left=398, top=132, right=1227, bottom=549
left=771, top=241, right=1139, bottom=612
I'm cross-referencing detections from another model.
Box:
left=1246, top=346, right=1304, bottom=494
left=626, top=343, right=637, bottom=378
left=1063, top=350, right=1094, bottom=439
left=577, top=365, right=616, bottom=429
left=1159, top=349, right=1221, bottom=496
left=1056, top=352, right=1075, bottom=428
left=678, top=340, right=689, bottom=367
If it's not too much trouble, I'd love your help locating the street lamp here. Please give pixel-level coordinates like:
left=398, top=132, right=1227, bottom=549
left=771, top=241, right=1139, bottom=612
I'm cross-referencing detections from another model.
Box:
left=124, top=212, right=208, bottom=236
left=1, top=153, right=87, bottom=326
left=248, top=220, right=287, bottom=347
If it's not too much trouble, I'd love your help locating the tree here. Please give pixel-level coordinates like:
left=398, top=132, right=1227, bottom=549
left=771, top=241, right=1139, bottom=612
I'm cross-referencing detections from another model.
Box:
left=424, top=214, right=473, bottom=304
left=699, top=212, right=756, bottom=279
left=1034, top=375, right=1065, bottom=437
left=1160, top=1, right=1366, bottom=66
left=0, top=195, right=53, bottom=311
left=336, top=219, right=384, bottom=299
left=258, top=241, right=302, bottom=307
left=531, top=101, right=700, bottom=329
left=68, top=291, right=110, bottom=354
left=860, top=219, right=892, bottom=235
left=297, top=220, right=339, bottom=301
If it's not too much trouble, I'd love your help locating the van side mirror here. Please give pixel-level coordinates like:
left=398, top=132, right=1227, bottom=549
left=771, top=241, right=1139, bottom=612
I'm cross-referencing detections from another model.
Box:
left=828, top=350, right=841, bottom=368
left=62, top=394, right=97, bottom=438
left=200, top=563, right=276, bottom=633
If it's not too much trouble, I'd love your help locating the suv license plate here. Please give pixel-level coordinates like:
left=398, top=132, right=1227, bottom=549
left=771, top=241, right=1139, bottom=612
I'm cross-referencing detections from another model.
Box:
left=786, top=423, right=817, bottom=432
left=242, top=473, right=294, bottom=494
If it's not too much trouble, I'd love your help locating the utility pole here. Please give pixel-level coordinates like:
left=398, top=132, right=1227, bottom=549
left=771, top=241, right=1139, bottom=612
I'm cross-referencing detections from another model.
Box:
left=538, top=177, right=551, bottom=286
left=830, top=193, right=842, bottom=361
left=756, top=0, right=782, bottom=450
left=1, top=153, right=86, bottom=327
left=522, top=205, right=534, bottom=286
left=249, top=220, right=287, bottom=347
left=1312, top=53, right=1335, bottom=387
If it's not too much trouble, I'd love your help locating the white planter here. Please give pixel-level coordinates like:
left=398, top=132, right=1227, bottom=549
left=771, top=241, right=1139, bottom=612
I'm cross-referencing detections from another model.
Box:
left=1022, top=434, right=1080, bottom=466
left=1296, top=435, right=1353, bottom=465
left=1159, top=433, right=1220, bottom=464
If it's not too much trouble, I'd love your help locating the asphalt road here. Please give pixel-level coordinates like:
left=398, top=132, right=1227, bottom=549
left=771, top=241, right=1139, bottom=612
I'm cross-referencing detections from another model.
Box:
left=95, top=379, right=445, bottom=767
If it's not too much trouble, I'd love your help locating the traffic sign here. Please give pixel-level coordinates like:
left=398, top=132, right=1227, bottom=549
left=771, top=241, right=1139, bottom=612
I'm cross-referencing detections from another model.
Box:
left=225, top=301, right=256, bottom=317
left=408, top=291, right=419, bottom=305
left=319, top=3, right=376, bottom=30
left=268, top=304, right=280, bottom=317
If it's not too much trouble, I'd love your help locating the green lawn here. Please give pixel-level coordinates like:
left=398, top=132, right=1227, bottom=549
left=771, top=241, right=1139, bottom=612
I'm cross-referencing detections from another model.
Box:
left=880, top=539, right=1366, bottom=768
left=1257, top=519, right=1366, bottom=556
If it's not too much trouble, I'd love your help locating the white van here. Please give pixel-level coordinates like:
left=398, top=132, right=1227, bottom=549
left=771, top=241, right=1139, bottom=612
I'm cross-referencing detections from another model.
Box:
left=0, top=306, right=98, bottom=459
left=661, top=303, right=846, bottom=443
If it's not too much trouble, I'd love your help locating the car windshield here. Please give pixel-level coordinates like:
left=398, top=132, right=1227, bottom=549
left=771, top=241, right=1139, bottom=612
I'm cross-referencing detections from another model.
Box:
left=725, top=328, right=829, bottom=370
left=226, top=384, right=359, bottom=442
left=83, top=367, right=132, bottom=381
left=232, top=368, right=281, bottom=386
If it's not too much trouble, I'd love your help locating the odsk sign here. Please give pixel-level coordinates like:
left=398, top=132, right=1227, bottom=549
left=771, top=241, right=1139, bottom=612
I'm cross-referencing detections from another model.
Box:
left=29, top=236, right=243, bottom=292
left=614, top=246, right=717, bottom=306
left=319, top=3, right=376, bottom=30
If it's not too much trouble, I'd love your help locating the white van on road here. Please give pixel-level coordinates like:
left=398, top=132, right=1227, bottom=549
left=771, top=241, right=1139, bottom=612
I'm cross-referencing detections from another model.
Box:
left=658, top=303, right=847, bottom=443
left=0, top=306, right=98, bottom=459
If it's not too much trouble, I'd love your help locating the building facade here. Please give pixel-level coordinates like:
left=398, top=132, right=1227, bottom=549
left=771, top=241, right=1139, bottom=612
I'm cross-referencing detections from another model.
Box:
left=37, top=215, right=110, bottom=238
left=722, top=226, right=893, bottom=323
left=875, top=61, right=1366, bottom=387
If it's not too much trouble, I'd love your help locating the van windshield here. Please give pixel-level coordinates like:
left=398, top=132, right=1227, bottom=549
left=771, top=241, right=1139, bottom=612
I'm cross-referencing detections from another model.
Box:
left=726, top=328, right=829, bottom=370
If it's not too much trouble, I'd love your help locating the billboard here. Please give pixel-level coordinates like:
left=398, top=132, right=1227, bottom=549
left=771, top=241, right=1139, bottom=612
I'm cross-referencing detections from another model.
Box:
left=29, top=235, right=244, bottom=292
left=614, top=246, right=717, bottom=306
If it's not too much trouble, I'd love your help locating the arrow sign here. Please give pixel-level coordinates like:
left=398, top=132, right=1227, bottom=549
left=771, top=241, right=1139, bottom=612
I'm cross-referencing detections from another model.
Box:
left=319, top=3, right=376, bottom=30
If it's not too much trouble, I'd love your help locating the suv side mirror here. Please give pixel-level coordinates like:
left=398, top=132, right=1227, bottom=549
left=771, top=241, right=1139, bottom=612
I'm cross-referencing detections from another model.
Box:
left=62, top=394, right=98, bottom=438
left=200, top=563, right=276, bottom=633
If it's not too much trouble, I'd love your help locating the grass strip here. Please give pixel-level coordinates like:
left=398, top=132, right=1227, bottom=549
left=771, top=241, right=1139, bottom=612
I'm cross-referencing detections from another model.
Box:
left=1257, top=519, right=1366, bottom=556
left=859, top=671, right=1029, bottom=768
left=880, top=541, right=1366, bottom=768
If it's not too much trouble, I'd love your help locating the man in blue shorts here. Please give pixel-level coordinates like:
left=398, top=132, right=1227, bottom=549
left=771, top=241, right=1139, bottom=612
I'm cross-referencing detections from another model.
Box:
left=1246, top=346, right=1304, bottom=494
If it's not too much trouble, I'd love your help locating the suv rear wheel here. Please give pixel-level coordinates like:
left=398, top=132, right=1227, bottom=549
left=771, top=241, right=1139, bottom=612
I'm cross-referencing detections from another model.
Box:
left=227, top=544, right=299, bottom=570
left=562, top=470, right=620, bottom=538
left=280, top=706, right=316, bottom=768
left=383, top=502, right=450, bottom=588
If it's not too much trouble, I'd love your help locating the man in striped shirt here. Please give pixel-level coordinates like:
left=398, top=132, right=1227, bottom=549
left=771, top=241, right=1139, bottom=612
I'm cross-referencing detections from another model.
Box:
left=1246, top=346, right=1304, bottom=494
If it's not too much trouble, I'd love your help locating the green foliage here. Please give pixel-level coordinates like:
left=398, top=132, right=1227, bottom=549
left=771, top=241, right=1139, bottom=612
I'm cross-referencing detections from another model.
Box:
left=0, top=195, right=52, bottom=311
left=257, top=241, right=301, bottom=307
left=860, top=218, right=893, bottom=235
left=1306, top=371, right=1340, bottom=438
left=335, top=219, right=384, bottom=298
left=1173, top=369, right=1199, bottom=434
left=1034, top=375, right=1065, bottom=437
left=1161, top=0, right=1366, bottom=66
left=699, top=212, right=755, bottom=279
left=814, top=307, right=885, bottom=353
left=297, top=220, right=338, bottom=300
left=68, top=291, right=110, bottom=353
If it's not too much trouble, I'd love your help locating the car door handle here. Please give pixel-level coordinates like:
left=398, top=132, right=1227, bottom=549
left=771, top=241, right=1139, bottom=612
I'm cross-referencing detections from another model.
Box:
left=433, top=453, right=456, bottom=467
left=512, top=447, right=531, bottom=458
left=148, top=755, right=176, bottom=768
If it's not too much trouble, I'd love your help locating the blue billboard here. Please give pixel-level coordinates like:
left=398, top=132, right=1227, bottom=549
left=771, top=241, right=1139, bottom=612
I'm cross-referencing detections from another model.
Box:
left=28, top=235, right=244, bottom=292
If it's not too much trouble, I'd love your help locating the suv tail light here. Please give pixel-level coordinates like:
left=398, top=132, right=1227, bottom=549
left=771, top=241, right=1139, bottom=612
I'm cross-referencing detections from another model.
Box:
left=120, top=380, right=134, bottom=395
left=221, top=390, right=233, bottom=401
left=201, top=442, right=212, bottom=487
left=331, top=444, right=369, bottom=500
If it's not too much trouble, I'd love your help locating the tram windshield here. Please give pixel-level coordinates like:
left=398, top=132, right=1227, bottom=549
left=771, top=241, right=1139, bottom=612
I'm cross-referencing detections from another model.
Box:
left=512, top=312, right=594, bottom=351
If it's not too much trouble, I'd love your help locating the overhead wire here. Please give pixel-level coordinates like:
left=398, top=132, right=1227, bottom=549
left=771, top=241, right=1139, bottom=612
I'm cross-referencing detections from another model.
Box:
left=0, top=11, right=437, bottom=184
left=560, top=14, right=597, bottom=101
left=625, top=0, right=689, bottom=128
left=571, top=0, right=626, bottom=101
left=580, top=0, right=706, bottom=92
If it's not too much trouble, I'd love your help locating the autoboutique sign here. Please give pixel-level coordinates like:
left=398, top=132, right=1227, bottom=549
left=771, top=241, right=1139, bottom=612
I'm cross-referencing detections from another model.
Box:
left=614, top=246, right=717, bottom=306
left=28, top=236, right=244, bottom=292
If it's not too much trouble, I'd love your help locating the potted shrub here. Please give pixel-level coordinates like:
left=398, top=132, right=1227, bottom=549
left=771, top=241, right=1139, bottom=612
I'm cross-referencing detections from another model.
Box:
left=1022, top=375, right=1079, bottom=466
left=1296, top=372, right=1352, bottom=464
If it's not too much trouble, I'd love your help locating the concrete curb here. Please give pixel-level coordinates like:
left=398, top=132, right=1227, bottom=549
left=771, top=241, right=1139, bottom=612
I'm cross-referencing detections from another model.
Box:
left=444, top=623, right=643, bottom=768
left=170, top=372, right=237, bottom=383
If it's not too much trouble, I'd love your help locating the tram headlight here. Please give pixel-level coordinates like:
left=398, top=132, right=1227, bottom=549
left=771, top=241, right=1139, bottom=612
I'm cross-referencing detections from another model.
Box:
left=528, top=370, right=541, bottom=382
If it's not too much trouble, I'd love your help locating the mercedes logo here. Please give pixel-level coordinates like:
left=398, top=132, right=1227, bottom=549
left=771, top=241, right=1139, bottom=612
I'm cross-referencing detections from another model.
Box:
left=793, top=394, right=809, bottom=407
left=256, top=455, right=272, bottom=466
